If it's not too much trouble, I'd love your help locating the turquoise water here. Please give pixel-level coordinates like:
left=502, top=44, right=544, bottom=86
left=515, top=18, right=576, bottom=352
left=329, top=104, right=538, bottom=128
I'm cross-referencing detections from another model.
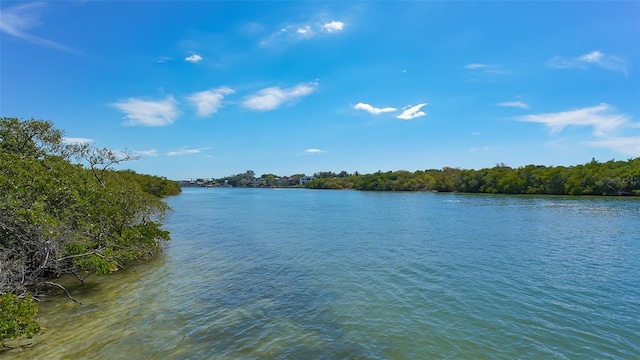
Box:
left=8, top=188, right=640, bottom=359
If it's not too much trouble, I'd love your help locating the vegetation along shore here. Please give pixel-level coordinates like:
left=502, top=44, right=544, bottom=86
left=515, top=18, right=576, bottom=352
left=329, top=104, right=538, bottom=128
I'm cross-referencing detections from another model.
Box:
left=0, top=117, right=180, bottom=349
left=187, top=160, right=640, bottom=196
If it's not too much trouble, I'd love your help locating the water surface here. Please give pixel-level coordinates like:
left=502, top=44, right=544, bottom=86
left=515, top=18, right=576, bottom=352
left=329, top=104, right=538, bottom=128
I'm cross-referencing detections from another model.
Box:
left=8, top=188, right=640, bottom=359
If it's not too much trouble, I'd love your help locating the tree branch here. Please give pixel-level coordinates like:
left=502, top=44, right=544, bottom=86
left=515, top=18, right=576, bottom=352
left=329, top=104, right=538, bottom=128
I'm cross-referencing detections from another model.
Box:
left=44, top=281, right=83, bottom=305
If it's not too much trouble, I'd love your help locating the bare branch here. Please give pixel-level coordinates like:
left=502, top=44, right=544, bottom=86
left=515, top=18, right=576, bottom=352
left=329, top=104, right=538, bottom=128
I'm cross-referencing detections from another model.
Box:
left=44, top=282, right=83, bottom=305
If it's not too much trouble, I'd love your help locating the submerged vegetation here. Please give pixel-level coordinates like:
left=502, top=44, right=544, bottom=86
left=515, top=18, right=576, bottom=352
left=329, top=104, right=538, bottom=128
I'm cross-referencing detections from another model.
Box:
left=0, top=117, right=180, bottom=348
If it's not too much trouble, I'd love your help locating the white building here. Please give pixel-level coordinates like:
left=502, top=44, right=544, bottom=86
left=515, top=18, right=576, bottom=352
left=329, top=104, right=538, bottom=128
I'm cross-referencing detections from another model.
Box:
left=299, top=176, right=316, bottom=185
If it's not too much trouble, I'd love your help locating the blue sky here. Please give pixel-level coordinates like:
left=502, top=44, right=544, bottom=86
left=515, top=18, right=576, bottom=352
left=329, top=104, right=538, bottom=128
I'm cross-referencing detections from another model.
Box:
left=1, top=1, right=639, bottom=180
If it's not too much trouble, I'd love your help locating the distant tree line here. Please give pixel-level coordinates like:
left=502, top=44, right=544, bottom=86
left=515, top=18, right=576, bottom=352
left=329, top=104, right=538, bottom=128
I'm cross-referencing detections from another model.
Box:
left=304, top=159, right=640, bottom=196
left=0, top=117, right=180, bottom=348
left=190, top=171, right=307, bottom=188
left=189, top=170, right=354, bottom=188
left=189, top=158, right=640, bottom=196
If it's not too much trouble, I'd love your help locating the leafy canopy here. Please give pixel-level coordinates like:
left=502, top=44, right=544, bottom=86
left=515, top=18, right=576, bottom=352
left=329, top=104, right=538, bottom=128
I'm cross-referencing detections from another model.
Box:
left=0, top=117, right=179, bottom=345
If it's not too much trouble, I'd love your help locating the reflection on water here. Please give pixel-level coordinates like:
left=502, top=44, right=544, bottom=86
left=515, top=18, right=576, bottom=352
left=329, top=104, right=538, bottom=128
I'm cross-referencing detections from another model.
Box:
left=6, top=189, right=640, bottom=359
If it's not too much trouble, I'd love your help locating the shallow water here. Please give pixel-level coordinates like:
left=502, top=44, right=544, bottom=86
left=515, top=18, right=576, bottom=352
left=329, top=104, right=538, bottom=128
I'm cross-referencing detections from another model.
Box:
left=7, top=188, right=640, bottom=359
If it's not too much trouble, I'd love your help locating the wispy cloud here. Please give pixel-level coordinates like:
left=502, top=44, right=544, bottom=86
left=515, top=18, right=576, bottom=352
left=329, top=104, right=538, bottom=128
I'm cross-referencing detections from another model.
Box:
left=134, top=149, right=158, bottom=157
left=587, top=137, right=640, bottom=157
left=260, top=19, right=345, bottom=46
left=188, top=87, right=235, bottom=117
left=465, top=63, right=491, bottom=69
left=112, top=96, right=179, bottom=127
left=497, top=101, right=529, bottom=109
left=464, top=63, right=511, bottom=76
left=62, top=137, right=94, bottom=144
left=397, top=103, right=427, bottom=120
left=520, top=104, right=640, bottom=156
left=517, top=103, right=628, bottom=136
left=301, top=148, right=326, bottom=155
left=547, top=50, right=628, bottom=75
left=0, top=2, right=80, bottom=54
left=469, top=146, right=491, bottom=153
left=296, top=25, right=314, bottom=37
left=166, top=147, right=210, bottom=156
left=242, top=83, right=317, bottom=111
left=157, top=56, right=173, bottom=64
left=354, top=102, right=397, bottom=115
left=185, top=54, right=203, bottom=63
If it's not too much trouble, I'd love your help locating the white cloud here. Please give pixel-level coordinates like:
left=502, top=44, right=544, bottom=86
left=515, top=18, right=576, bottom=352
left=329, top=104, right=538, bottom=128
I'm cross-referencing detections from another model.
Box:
left=0, top=2, right=80, bottom=54
left=157, top=56, right=173, bottom=63
left=185, top=54, right=203, bottom=63
left=464, top=63, right=511, bottom=76
left=302, top=148, right=326, bottom=155
left=517, top=103, right=628, bottom=136
left=397, top=103, right=427, bottom=120
left=296, top=25, right=314, bottom=37
left=260, top=19, right=345, bottom=46
left=547, top=50, right=628, bottom=74
left=354, top=103, right=397, bottom=115
left=497, top=101, right=529, bottom=109
left=134, top=149, right=158, bottom=157
left=167, top=149, right=200, bottom=156
left=62, top=137, right=94, bottom=144
left=323, top=21, right=345, bottom=33
left=547, top=57, right=575, bottom=69
left=587, top=137, right=640, bottom=157
left=166, top=147, right=210, bottom=156
left=112, top=96, right=179, bottom=126
left=242, top=83, right=317, bottom=111
left=579, top=51, right=603, bottom=63
left=465, top=63, right=491, bottom=69
left=188, top=87, right=235, bottom=117
left=469, top=146, right=491, bottom=153
left=0, top=2, right=44, bottom=37
left=520, top=104, right=640, bottom=157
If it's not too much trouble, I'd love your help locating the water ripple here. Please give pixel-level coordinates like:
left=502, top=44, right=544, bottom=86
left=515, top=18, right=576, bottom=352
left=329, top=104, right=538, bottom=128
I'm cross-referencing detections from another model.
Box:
left=8, top=190, right=640, bottom=359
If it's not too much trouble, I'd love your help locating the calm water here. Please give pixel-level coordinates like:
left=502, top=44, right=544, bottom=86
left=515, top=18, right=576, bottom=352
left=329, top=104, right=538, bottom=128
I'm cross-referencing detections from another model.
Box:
left=7, top=188, right=640, bottom=359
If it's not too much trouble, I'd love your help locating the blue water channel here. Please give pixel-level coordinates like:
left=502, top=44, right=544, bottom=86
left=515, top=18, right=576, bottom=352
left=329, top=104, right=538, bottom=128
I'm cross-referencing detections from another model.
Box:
left=10, top=188, right=640, bottom=359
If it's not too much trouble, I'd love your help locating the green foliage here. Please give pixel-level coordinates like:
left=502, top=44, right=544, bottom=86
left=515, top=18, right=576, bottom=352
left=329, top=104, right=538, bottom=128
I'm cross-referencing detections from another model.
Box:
left=0, top=117, right=63, bottom=159
left=198, top=157, right=639, bottom=195
left=208, top=171, right=355, bottom=188
left=0, top=294, right=40, bottom=347
left=116, top=170, right=181, bottom=197
left=313, top=171, right=337, bottom=179
left=303, top=159, right=640, bottom=196
left=216, top=170, right=256, bottom=187
left=306, top=177, right=352, bottom=189
left=0, top=117, right=175, bottom=343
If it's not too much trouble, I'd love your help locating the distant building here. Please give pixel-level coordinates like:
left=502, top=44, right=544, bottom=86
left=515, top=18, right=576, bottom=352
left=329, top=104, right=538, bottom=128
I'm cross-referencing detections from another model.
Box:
left=181, top=178, right=198, bottom=186
left=299, top=176, right=316, bottom=185
left=181, top=178, right=213, bottom=187
left=252, top=178, right=265, bottom=187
